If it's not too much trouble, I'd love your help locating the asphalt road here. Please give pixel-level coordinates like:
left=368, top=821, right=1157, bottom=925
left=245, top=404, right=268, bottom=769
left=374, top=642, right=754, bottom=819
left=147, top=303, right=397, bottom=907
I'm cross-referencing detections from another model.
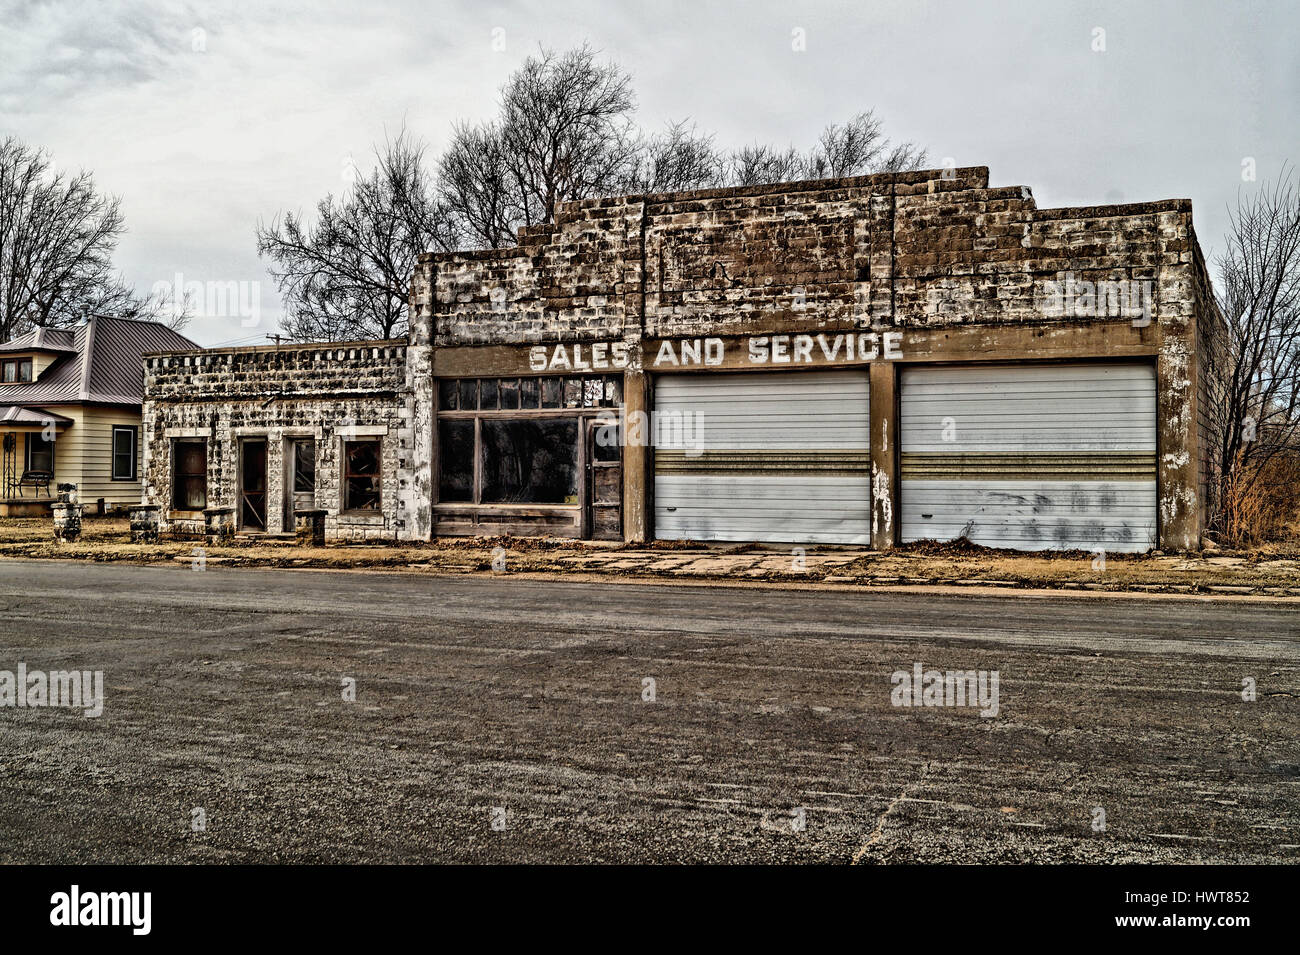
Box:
left=0, top=560, right=1297, bottom=864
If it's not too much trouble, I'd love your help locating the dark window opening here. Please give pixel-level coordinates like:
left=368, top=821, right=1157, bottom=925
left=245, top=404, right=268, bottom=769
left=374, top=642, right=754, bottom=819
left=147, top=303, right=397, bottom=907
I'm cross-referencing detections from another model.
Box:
left=437, top=420, right=474, bottom=502
left=293, top=439, right=316, bottom=493
left=520, top=377, right=540, bottom=408
left=480, top=418, right=579, bottom=504
left=173, top=440, right=207, bottom=510
left=438, top=379, right=458, bottom=411
left=458, top=379, right=477, bottom=411
left=111, top=426, right=137, bottom=480
left=498, top=377, right=520, bottom=409
left=343, top=439, right=381, bottom=511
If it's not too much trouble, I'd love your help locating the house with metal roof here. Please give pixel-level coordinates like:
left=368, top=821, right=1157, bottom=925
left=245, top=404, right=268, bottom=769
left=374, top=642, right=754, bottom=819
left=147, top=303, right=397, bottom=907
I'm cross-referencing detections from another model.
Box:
left=0, top=316, right=198, bottom=516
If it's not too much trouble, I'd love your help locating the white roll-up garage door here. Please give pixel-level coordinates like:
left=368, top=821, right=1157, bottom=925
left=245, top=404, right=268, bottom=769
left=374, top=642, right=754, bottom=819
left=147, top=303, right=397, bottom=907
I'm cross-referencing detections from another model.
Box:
left=654, top=370, right=871, bottom=544
left=900, top=362, right=1157, bottom=552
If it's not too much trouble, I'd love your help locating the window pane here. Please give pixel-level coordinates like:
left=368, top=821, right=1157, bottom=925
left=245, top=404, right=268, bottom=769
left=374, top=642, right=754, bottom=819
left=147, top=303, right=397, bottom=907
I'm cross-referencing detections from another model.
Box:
left=437, top=420, right=474, bottom=502
left=459, top=379, right=478, bottom=410
left=583, top=378, right=603, bottom=407
left=2, top=362, right=13, bottom=382
left=520, top=377, right=540, bottom=408
left=593, top=425, right=622, bottom=463
left=27, top=435, right=54, bottom=472
left=480, top=418, right=579, bottom=504
left=344, top=440, right=381, bottom=510
left=112, top=428, right=135, bottom=480
left=541, top=377, right=562, bottom=408
left=479, top=378, right=498, bottom=409
left=18, top=360, right=31, bottom=382
left=563, top=378, right=582, bottom=408
left=438, top=379, right=458, bottom=411
left=499, top=377, right=519, bottom=409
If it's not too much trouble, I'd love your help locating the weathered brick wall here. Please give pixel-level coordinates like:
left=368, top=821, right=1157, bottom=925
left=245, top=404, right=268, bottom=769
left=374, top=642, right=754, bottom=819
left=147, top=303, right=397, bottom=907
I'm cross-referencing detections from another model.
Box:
left=418, top=167, right=1201, bottom=341
left=416, top=166, right=1216, bottom=548
left=141, top=343, right=409, bottom=540
left=424, top=198, right=644, bottom=346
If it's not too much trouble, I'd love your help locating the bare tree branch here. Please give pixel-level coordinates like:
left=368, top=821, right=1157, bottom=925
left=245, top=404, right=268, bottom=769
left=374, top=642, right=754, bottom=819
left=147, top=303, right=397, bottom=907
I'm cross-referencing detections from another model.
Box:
left=256, top=128, right=454, bottom=341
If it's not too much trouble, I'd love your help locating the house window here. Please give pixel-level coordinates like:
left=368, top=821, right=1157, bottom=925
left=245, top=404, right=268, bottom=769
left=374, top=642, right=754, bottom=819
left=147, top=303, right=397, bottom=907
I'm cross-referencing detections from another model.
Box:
left=112, top=426, right=137, bottom=481
left=25, top=434, right=54, bottom=473
left=2, top=358, right=33, bottom=383
left=343, top=439, right=381, bottom=511
left=172, top=440, right=207, bottom=510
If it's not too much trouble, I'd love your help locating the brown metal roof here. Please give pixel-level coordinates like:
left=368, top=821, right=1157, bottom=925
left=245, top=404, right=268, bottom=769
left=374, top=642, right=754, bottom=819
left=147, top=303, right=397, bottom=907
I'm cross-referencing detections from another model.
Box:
left=0, top=317, right=199, bottom=407
left=0, top=326, right=78, bottom=354
left=0, top=406, right=73, bottom=427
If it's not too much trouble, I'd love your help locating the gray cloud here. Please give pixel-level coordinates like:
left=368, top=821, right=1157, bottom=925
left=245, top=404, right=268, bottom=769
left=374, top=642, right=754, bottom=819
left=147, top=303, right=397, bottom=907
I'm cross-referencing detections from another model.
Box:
left=1, top=0, right=1296, bottom=345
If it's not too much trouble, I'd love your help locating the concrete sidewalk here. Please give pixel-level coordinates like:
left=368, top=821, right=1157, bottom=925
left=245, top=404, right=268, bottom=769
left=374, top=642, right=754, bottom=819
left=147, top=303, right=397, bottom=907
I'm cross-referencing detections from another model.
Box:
left=2, top=517, right=1300, bottom=597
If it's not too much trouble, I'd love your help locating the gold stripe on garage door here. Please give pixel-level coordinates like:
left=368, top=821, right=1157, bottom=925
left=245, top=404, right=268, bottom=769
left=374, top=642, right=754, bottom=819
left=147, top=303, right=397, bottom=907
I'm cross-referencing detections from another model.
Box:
left=656, top=449, right=872, bottom=476
left=900, top=451, right=1156, bottom=482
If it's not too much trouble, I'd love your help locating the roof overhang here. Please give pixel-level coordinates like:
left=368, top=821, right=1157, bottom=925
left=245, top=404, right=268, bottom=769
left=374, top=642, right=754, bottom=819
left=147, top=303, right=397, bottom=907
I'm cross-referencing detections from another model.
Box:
left=0, top=405, right=74, bottom=430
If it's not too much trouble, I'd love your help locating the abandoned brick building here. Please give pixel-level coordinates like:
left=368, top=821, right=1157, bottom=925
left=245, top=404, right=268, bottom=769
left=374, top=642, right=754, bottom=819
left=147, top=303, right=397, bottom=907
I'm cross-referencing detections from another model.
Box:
left=141, top=166, right=1223, bottom=552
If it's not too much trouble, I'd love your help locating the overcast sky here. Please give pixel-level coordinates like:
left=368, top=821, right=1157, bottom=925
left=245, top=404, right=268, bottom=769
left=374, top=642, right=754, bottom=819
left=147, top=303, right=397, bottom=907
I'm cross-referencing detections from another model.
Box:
left=2, top=0, right=1296, bottom=346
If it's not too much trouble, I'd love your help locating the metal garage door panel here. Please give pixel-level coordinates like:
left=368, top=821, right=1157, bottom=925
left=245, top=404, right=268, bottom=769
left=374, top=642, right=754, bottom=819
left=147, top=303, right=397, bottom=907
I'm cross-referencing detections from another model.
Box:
left=901, top=363, right=1156, bottom=452
left=900, top=363, right=1157, bottom=553
left=901, top=480, right=1157, bottom=551
left=654, top=371, right=871, bottom=544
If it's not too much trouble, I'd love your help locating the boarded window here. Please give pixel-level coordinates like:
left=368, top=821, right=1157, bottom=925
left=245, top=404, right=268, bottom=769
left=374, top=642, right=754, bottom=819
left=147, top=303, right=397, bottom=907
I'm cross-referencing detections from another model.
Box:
left=437, top=420, right=474, bottom=502
left=173, top=440, right=207, bottom=510
left=111, top=426, right=137, bottom=480
left=480, top=419, right=579, bottom=504
left=343, top=439, right=381, bottom=511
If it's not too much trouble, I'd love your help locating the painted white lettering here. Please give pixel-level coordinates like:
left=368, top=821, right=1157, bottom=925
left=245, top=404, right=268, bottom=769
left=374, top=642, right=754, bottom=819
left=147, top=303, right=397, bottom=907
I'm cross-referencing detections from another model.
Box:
left=883, top=330, right=903, bottom=359
left=654, top=340, right=679, bottom=366
left=816, top=333, right=843, bottom=361
left=680, top=339, right=701, bottom=366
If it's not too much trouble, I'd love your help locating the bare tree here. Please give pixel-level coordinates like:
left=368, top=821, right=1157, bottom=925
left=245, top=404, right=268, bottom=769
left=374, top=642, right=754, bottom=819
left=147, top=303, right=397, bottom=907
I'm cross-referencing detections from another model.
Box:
left=631, top=121, right=724, bottom=193
left=728, top=112, right=927, bottom=186
left=806, top=112, right=927, bottom=178
left=0, top=135, right=155, bottom=342
left=440, top=44, right=640, bottom=246
left=438, top=120, right=518, bottom=249
left=727, top=143, right=808, bottom=187
left=257, top=130, right=454, bottom=341
left=499, top=44, right=640, bottom=225
left=1208, top=169, right=1300, bottom=542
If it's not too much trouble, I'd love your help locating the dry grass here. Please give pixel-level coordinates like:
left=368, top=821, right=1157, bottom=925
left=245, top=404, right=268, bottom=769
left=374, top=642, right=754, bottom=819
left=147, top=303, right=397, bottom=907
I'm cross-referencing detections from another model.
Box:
left=1, top=515, right=1298, bottom=593
left=1222, top=450, right=1300, bottom=546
